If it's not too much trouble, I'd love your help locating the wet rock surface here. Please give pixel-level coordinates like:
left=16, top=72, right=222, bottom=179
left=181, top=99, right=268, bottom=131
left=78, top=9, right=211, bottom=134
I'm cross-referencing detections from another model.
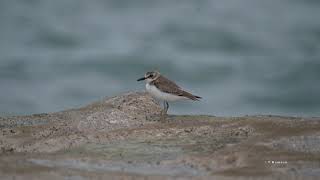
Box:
left=0, top=92, right=320, bottom=180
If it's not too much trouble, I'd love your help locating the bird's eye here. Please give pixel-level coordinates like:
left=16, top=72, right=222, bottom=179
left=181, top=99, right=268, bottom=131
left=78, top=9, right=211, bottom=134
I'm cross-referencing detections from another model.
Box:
left=149, top=74, right=153, bottom=78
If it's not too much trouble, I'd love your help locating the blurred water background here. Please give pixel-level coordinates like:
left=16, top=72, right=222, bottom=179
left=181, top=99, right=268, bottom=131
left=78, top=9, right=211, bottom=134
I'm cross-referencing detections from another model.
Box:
left=0, top=0, right=320, bottom=117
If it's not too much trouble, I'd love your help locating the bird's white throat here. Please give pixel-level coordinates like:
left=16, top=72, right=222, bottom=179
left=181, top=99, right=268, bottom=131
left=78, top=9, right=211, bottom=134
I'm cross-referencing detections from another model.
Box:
left=146, top=83, right=188, bottom=102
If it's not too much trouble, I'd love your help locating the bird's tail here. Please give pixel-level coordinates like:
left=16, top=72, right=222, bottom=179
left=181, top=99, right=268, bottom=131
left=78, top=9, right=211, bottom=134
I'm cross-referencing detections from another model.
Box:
left=194, top=95, right=202, bottom=100
left=192, top=95, right=202, bottom=101
left=181, top=91, right=202, bottom=101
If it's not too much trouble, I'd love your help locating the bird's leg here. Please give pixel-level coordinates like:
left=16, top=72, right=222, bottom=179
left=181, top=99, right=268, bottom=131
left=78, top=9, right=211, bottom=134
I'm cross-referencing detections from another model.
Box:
left=165, top=101, right=169, bottom=114
left=161, top=101, right=168, bottom=122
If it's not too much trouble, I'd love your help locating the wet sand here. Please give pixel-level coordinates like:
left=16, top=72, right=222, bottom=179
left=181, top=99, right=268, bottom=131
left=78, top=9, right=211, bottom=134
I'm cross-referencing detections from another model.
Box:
left=1, top=92, right=320, bottom=180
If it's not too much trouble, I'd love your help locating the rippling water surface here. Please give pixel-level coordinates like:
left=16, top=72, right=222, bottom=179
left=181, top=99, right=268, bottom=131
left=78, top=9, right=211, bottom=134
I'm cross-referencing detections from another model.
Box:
left=0, top=0, right=320, bottom=116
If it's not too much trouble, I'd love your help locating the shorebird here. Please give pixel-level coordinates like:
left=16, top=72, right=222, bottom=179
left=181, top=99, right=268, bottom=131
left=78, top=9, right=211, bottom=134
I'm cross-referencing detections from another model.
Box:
left=137, top=71, right=201, bottom=121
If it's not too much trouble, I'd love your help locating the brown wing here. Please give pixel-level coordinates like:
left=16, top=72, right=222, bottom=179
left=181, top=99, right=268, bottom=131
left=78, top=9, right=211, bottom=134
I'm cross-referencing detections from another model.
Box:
left=151, top=75, right=182, bottom=93
left=151, top=75, right=201, bottom=101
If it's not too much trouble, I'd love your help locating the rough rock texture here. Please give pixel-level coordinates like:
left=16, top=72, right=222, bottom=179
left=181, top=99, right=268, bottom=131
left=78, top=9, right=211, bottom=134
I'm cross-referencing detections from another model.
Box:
left=0, top=92, right=162, bottom=153
left=0, top=92, right=320, bottom=180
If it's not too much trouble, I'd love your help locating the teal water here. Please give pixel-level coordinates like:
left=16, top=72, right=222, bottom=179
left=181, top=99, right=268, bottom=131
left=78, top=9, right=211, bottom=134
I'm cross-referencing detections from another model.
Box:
left=0, top=0, right=320, bottom=116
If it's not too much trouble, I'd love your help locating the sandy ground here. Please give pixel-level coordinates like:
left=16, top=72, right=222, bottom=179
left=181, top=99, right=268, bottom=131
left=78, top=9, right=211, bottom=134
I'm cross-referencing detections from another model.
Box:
left=0, top=92, right=320, bottom=180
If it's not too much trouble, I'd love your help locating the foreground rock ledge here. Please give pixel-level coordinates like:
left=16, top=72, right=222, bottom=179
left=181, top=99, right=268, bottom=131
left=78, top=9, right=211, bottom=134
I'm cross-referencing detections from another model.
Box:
left=0, top=92, right=320, bottom=180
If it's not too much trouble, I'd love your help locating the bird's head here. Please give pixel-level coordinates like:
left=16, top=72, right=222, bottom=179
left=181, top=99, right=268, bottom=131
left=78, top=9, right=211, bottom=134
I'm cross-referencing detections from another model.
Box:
left=137, top=71, right=160, bottom=83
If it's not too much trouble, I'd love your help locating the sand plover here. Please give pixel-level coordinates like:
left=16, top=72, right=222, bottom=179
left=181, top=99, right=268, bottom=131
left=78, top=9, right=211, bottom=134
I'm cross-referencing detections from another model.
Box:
left=137, top=71, right=201, bottom=121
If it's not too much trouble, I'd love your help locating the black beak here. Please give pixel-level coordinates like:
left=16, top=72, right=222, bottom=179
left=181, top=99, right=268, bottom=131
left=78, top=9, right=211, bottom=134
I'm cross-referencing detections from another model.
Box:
left=137, top=77, right=146, bottom=81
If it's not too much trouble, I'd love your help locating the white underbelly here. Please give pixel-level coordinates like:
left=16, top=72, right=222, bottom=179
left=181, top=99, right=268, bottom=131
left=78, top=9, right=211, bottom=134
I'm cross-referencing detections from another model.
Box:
left=146, top=83, right=187, bottom=101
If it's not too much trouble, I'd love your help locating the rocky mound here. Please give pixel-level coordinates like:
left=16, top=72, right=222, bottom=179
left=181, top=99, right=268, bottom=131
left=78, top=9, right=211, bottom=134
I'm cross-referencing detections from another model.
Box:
left=0, top=92, right=320, bottom=180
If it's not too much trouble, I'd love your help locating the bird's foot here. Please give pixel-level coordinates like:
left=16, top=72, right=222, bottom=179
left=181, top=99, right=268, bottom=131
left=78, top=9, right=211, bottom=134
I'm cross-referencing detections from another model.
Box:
left=160, top=111, right=170, bottom=123
left=146, top=114, right=162, bottom=121
left=145, top=111, right=170, bottom=123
